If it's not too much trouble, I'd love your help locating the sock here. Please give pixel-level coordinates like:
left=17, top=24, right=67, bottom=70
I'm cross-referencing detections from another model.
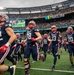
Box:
left=7, top=66, right=11, bottom=71
left=70, top=56, right=73, bottom=65
left=53, top=56, right=57, bottom=66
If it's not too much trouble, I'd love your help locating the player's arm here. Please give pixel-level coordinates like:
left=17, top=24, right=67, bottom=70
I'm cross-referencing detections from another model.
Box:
left=21, top=39, right=27, bottom=47
left=5, top=27, right=17, bottom=45
left=21, top=39, right=27, bottom=44
left=18, top=38, right=23, bottom=44
left=59, top=34, right=62, bottom=40
left=58, top=34, right=61, bottom=42
left=64, top=35, right=68, bottom=45
left=0, top=27, right=17, bottom=53
left=35, top=32, right=42, bottom=41
left=40, top=39, right=43, bottom=47
left=59, top=34, right=62, bottom=37
left=47, top=35, right=52, bottom=47
left=47, top=35, right=52, bottom=42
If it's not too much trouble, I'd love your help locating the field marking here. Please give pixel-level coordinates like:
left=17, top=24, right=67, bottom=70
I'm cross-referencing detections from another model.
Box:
left=17, top=67, right=74, bottom=73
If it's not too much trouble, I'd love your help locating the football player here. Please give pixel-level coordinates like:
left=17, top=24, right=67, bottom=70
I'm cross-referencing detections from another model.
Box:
left=14, top=33, right=22, bottom=61
left=41, top=34, right=51, bottom=61
left=0, top=14, right=16, bottom=75
left=48, top=25, right=61, bottom=70
left=6, top=40, right=17, bottom=65
left=58, top=35, right=63, bottom=54
left=65, top=26, right=74, bottom=68
left=24, top=20, right=42, bottom=75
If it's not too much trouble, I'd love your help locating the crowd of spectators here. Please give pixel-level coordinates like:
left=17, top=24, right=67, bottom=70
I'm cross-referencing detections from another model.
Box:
left=7, top=7, right=74, bottom=19
left=36, top=18, right=74, bottom=29
left=8, top=6, right=74, bottom=36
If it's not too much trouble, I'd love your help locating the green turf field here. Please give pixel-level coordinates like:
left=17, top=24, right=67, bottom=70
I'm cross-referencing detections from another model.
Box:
left=4, top=49, right=74, bottom=75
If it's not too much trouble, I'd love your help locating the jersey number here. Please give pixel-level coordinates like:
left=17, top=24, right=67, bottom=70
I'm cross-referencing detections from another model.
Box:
left=52, top=36, right=56, bottom=41
left=27, top=33, right=31, bottom=39
left=68, top=37, right=73, bottom=42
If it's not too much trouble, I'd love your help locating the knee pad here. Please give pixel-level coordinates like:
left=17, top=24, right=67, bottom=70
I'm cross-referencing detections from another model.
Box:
left=24, top=58, right=30, bottom=70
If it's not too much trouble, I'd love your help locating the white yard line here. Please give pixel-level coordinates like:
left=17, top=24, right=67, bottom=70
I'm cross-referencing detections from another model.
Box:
left=17, top=67, right=74, bottom=73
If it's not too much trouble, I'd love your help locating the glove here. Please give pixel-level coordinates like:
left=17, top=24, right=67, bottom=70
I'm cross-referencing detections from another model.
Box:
left=31, top=38, right=36, bottom=42
left=0, top=45, right=8, bottom=53
left=72, top=41, right=74, bottom=44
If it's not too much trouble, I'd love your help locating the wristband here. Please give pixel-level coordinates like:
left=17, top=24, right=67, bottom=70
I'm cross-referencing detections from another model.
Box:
left=6, top=42, right=10, bottom=46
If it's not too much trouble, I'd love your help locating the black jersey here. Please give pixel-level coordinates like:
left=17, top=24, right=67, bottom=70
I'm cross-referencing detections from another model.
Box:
left=0, top=22, right=12, bottom=46
left=66, top=33, right=74, bottom=45
left=16, top=37, right=22, bottom=46
left=42, top=38, right=49, bottom=45
left=26, top=28, right=39, bottom=44
left=49, top=32, right=59, bottom=46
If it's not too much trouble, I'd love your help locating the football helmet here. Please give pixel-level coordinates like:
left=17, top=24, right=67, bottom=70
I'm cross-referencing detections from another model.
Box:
left=51, top=25, right=57, bottom=32
left=0, top=14, right=9, bottom=22
left=28, top=20, right=36, bottom=29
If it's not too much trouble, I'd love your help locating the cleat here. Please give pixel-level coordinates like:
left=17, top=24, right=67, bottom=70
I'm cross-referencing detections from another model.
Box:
left=25, top=71, right=30, bottom=75
left=71, top=64, right=74, bottom=68
left=51, top=66, right=55, bottom=71
left=58, top=55, right=60, bottom=59
left=9, top=65, right=16, bottom=75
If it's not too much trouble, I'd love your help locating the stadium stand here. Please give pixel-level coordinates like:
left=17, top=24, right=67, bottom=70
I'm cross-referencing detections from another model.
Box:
left=0, top=0, right=74, bottom=34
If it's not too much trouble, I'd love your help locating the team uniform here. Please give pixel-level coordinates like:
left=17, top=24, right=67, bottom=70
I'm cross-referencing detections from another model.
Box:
left=0, top=21, right=16, bottom=75
left=0, top=23, right=11, bottom=64
left=49, top=32, right=59, bottom=55
left=63, top=39, right=68, bottom=51
left=42, top=37, right=49, bottom=61
left=42, top=38, right=49, bottom=53
left=65, top=26, right=74, bottom=67
left=24, top=20, right=42, bottom=75
left=66, top=33, right=74, bottom=57
left=24, top=28, right=39, bottom=75
left=14, top=37, right=22, bottom=61
left=6, top=41, right=17, bottom=65
left=24, top=28, right=39, bottom=61
left=49, top=31, right=60, bottom=69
